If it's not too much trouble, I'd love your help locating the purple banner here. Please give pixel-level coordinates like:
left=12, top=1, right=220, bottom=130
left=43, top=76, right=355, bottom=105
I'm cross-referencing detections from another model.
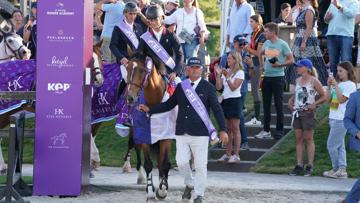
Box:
left=0, top=60, right=36, bottom=114
left=34, top=0, right=91, bottom=196
left=91, top=63, right=122, bottom=124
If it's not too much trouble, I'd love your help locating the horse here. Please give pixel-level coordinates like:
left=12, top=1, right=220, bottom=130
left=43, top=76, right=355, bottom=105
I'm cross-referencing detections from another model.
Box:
left=126, top=54, right=175, bottom=200
left=0, top=20, right=31, bottom=63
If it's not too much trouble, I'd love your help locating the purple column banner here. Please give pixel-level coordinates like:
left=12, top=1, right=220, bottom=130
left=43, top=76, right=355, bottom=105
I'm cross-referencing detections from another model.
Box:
left=34, top=0, right=92, bottom=196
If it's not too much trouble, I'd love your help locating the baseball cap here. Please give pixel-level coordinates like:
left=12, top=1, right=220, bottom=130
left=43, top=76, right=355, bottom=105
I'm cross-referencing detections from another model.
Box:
left=233, top=35, right=247, bottom=45
left=167, top=0, right=180, bottom=6
left=186, top=57, right=203, bottom=68
left=294, top=58, right=313, bottom=69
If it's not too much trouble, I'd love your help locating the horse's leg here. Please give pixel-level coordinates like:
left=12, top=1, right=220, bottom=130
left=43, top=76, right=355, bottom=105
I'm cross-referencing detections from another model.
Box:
left=90, top=123, right=102, bottom=171
left=142, top=144, right=155, bottom=200
left=135, top=143, right=146, bottom=185
left=156, top=139, right=172, bottom=200
left=122, top=129, right=133, bottom=173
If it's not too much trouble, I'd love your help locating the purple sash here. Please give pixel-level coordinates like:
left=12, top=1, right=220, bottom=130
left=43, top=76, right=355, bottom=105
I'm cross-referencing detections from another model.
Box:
left=181, top=79, right=217, bottom=140
left=91, top=63, right=122, bottom=124
left=140, top=31, right=176, bottom=70
left=117, top=20, right=139, bottom=49
left=0, top=60, right=36, bottom=115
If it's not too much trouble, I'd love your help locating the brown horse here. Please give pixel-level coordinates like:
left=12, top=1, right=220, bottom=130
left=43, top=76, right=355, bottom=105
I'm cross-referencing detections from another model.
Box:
left=126, top=54, right=173, bottom=200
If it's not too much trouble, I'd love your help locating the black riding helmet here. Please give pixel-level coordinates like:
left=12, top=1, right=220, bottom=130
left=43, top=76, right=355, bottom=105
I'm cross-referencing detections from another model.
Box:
left=123, top=1, right=138, bottom=14
left=145, top=4, right=164, bottom=20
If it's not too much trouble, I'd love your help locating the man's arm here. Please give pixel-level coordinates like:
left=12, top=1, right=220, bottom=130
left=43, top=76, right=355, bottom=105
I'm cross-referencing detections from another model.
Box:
left=149, top=85, right=179, bottom=115
left=344, top=93, right=360, bottom=138
left=170, top=33, right=184, bottom=75
left=110, top=27, right=126, bottom=63
left=96, top=0, right=114, bottom=12
left=208, top=84, right=227, bottom=132
left=339, top=1, right=359, bottom=18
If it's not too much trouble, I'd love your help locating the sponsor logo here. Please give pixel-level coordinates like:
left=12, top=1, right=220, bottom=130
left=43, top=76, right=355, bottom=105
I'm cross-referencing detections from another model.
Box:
left=97, top=92, right=109, bottom=105
left=46, top=56, right=74, bottom=68
left=46, top=2, right=75, bottom=16
left=49, top=133, right=70, bottom=149
left=47, top=83, right=71, bottom=94
left=46, top=108, right=72, bottom=119
left=7, top=76, right=23, bottom=91
left=46, top=29, right=75, bottom=43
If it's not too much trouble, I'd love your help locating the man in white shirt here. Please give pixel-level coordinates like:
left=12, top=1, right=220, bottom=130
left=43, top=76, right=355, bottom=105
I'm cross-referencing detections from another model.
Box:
left=226, top=0, right=255, bottom=50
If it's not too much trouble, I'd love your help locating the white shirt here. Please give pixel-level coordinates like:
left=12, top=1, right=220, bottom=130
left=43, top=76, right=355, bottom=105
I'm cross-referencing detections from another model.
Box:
left=124, top=18, right=134, bottom=31
left=329, top=81, right=357, bottom=120
left=226, top=1, right=255, bottom=43
left=190, top=77, right=202, bottom=90
left=221, top=70, right=244, bottom=99
left=153, top=27, right=164, bottom=42
left=164, top=7, right=208, bottom=44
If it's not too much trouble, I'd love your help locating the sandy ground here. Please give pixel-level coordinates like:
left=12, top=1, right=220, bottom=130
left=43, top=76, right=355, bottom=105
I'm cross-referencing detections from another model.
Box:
left=23, top=187, right=346, bottom=203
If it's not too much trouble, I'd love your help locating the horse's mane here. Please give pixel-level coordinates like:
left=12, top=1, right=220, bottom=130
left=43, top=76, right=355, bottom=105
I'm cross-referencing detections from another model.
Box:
left=130, top=52, right=166, bottom=74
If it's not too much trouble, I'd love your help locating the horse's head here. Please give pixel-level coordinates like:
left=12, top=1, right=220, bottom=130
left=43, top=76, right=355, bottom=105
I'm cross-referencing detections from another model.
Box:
left=0, top=33, right=31, bottom=62
left=126, top=55, right=148, bottom=105
left=92, top=39, right=104, bottom=86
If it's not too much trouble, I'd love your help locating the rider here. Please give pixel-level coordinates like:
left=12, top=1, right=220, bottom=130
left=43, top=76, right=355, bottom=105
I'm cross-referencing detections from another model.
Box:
left=135, top=4, right=184, bottom=84
left=110, top=1, right=143, bottom=132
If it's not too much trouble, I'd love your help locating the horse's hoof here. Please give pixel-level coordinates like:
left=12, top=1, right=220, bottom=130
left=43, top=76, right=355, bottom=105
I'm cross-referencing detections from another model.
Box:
left=137, top=177, right=146, bottom=185
left=156, top=188, right=167, bottom=200
left=122, top=160, right=132, bottom=173
left=0, top=168, right=7, bottom=175
left=91, top=160, right=100, bottom=171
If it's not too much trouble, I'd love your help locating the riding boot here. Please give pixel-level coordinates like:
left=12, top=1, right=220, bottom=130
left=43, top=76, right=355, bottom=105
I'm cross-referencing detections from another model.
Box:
left=254, top=101, right=261, bottom=120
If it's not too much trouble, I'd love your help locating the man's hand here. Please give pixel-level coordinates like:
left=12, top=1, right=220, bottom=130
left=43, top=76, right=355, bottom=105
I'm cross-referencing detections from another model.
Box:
left=219, top=131, right=229, bottom=145
left=245, top=56, right=253, bottom=67
left=169, top=72, right=177, bottom=82
left=138, top=104, right=150, bottom=113
left=120, top=57, right=129, bottom=66
left=357, top=132, right=360, bottom=139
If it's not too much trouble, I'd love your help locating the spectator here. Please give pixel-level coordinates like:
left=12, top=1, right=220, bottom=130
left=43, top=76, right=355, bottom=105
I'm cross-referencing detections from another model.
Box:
left=215, top=51, right=244, bottom=163
left=273, top=3, right=292, bottom=25
left=220, top=36, right=252, bottom=150
left=343, top=90, right=360, bottom=203
left=96, top=0, right=125, bottom=63
left=11, top=10, right=23, bottom=34
left=22, top=4, right=37, bottom=60
left=244, top=14, right=266, bottom=127
left=138, top=57, right=228, bottom=203
left=165, top=0, right=179, bottom=33
left=324, top=61, right=357, bottom=179
left=94, top=7, right=104, bottom=44
left=290, top=0, right=328, bottom=86
left=164, top=0, right=208, bottom=62
left=135, top=0, right=151, bottom=32
left=226, top=0, right=255, bottom=49
left=288, top=59, right=326, bottom=176
left=288, top=0, right=303, bottom=26
left=256, top=22, right=294, bottom=140
left=324, top=0, right=360, bottom=76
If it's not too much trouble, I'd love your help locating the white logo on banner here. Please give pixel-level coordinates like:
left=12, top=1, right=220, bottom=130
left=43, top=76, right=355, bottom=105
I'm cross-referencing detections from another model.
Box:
left=46, top=2, right=75, bottom=16
left=46, top=108, right=72, bottom=119
left=47, top=83, right=71, bottom=94
left=46, top=29, right=74, bottom=43
left=46, top=56, right=73, bottom=68
left=98, top=92, right=109, bottom=105
left=49, top=133, right=70, bottom=149
left=8, top=76, right=23, bottom=91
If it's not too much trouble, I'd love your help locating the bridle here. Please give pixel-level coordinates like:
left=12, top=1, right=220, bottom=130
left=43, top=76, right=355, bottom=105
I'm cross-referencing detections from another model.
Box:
left=0, top=31, right=27, bottom=61
left=127, top=58, right=152, bottom=92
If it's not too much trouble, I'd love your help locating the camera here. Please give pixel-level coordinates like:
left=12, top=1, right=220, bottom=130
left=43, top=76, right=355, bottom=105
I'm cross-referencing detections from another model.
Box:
left=268, top=57, right=278, bottom=64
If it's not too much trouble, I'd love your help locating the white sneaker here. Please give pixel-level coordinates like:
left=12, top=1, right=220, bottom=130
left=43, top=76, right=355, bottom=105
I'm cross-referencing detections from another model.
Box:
left=333, top=168, right=348, bottom=179
left=323, top=169, right=337, bottom=178
left=217, top=154, right=230, bottom=162
left=245, top=117, right=262, bottom=126
left=228, top=155, right=240, bottom=163
left=255, top=130, right=272, bottom=139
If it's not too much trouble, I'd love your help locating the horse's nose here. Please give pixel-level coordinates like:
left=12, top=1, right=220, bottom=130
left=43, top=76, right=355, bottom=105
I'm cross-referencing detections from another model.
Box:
left=126, top=96, right=134, bottom=104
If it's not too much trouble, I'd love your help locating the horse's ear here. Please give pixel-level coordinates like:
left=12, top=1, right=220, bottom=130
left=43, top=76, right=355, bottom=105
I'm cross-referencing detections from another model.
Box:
left=127, top=45, right=133, bottom=57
